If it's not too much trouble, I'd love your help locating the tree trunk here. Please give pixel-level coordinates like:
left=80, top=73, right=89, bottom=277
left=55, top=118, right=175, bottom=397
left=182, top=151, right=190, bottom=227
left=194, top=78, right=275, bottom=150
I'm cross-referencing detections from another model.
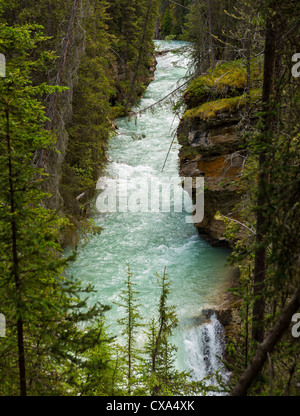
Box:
left=246, top=19, right=252, bottom=102
left=252, top=16, right=277, bottom=343
left=47, top=1, right=53, bottom=36
left=47, top=0, right=80, bottom=126
left=231, top=285, right=300, bottom=396
left=206, top=0, right=215, bottom=66
left=5, top=106, right=27, bottom=396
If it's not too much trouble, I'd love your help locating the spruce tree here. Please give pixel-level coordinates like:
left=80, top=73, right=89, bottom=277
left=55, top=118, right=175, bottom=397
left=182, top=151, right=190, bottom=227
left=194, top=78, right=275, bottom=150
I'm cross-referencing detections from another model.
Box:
left=143, top=268, right=204, bottom=396
left=114, top=265, right=143, bottom=395
left=60, top=0, right=116, bottom=219
left=0, top=21, right=111, bottom=396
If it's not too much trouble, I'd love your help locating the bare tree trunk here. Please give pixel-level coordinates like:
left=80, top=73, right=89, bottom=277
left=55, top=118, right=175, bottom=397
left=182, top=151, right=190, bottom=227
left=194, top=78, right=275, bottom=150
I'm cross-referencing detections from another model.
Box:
left=252, top=17, right=277, bottom=343
left=267, top=352, right=274, bottom=396
left=47, top=0, right=53, bottom=36
left=244, top=269, right=250, bottom=368
left=231, top=285, right=300, bottom=396
left=246, top=19, right=252, bottom=103
left=224, top=0, right=232, bottom=60
left=206, top=0, right=215, bottom=66
left=155, top=17, right=160, bottom=39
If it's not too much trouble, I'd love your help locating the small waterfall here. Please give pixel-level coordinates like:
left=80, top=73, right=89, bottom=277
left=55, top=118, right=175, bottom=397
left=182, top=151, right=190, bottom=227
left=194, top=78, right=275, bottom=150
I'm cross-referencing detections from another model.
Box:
left=184, top=313, right=228, bottom=392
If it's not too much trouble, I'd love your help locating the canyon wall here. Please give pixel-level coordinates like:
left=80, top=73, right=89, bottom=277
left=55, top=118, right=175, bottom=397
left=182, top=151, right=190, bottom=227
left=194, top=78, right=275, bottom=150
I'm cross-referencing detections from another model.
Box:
left=177, top=60, right=262, bottom=246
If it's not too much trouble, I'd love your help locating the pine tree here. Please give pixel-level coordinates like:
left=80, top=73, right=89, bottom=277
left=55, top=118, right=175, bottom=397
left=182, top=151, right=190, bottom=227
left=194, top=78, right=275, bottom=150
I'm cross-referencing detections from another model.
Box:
left=114, top=265, right=143, bottom=395
left=124, top=0, right=158, bottom=114
left=107, top=0, right=158, bottom=112
left=0, top=21, right=111, bottom=396
left=184, top=0, right=242, bottom=73
left=60, top=0, right=116, bottom=220
left=216, top=0, right=300, bottom=395
left=143, top=268, right=204, bottom=396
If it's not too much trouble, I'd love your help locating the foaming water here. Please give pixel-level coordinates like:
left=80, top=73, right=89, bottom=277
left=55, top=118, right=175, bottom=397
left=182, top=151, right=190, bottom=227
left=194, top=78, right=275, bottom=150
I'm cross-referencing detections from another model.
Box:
left=67, top=41, right=230, bottom=388
left=183, top=314, right=229, bottom=387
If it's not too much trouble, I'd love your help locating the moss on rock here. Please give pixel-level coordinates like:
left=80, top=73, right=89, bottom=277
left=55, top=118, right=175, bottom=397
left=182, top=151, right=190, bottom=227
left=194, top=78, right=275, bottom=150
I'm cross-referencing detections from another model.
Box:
left=183, top=58, right=263, bottom=109
left=184, top=88, right=262, bottom=121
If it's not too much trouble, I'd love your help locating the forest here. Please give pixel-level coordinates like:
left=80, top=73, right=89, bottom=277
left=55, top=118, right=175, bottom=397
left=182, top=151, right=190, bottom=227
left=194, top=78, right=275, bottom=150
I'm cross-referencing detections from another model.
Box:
left=0, top=0, right=299, bottom=398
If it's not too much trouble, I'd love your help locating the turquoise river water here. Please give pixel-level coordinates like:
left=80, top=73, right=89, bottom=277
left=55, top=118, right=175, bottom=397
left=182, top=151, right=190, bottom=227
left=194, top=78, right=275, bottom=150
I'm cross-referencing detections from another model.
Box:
left=67, top=40, right=231, bottom=383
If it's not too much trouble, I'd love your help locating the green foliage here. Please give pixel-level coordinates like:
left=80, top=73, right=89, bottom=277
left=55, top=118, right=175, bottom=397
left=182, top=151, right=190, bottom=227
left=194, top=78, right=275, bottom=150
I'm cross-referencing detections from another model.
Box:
left=219, top=126, right=300, bottom=395
left=113, top=265, right=143, bottom=394
left=107, top=0, right=158, bottom=110
left=218, top=65, right=300, bottom=397
left=0, top=22, right=113, bottom=395
left=161, top=7, right=173, bottom=37
left=183, top=0, right=233, bottom=71
left=184, top=89, right=262, bottom=120
left=60, top=1, right=115, bottom=221
left=157, top=0, right=192, bottom=39
left=107, top=267, right=210, bottom=396
left=146, top=268, right=179, bottom=395
left=184, top=58, right=263, bottom=108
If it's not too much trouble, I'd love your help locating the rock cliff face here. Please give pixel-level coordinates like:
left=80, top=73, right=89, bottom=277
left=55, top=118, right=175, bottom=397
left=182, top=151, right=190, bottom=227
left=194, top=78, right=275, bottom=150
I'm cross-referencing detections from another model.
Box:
left=177, top=60, right=262, bottom=246
left=177, top=108, right=245, bottom=246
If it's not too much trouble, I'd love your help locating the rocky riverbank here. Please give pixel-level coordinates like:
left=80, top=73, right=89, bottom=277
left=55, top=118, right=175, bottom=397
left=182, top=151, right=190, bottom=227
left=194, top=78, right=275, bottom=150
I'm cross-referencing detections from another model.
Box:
left=200, top=267, right=241, bottom=343
left=177, top=59, right=262, bottom=247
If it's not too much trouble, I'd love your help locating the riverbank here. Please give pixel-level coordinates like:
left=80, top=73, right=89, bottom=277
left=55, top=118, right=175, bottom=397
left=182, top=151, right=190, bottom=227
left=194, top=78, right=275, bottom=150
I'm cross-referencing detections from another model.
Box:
left=177, top=58, right=263, bottom=247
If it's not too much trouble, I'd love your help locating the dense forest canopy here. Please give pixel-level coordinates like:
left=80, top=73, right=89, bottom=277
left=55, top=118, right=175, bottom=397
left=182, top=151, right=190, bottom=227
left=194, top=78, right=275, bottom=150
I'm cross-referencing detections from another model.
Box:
left=0, top=0, right=299, bottom=397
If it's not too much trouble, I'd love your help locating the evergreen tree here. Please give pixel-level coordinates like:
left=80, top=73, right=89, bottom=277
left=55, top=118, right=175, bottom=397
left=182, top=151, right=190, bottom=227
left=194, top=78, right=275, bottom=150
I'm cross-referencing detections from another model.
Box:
left=60, top=0, right=116, bottom=220
left=184, top=0, right=242, bottom=73
left=143, top=268, right=204, bottom=395
left=114, top=265, right=143, bottom=395
left=214, top=0, right=300, bottom=395
left=108, top=0, right=158, bottom=112
left=161, top=7, right=173, bottom=38
left=0, top=21, right=111, bottom=396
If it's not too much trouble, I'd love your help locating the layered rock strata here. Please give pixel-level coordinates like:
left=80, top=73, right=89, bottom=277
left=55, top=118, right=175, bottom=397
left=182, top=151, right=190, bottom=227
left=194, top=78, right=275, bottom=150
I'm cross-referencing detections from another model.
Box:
left=177, top=109, right=246, bottom=246
left=177, top=60, right=262, bottom=246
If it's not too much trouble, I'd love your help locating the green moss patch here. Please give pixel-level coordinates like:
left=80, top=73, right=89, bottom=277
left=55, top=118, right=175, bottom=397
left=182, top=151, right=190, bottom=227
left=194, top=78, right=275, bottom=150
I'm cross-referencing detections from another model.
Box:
left=184, top=58, right=263, bottom=108
left=184, top=89, right=262, bottom=121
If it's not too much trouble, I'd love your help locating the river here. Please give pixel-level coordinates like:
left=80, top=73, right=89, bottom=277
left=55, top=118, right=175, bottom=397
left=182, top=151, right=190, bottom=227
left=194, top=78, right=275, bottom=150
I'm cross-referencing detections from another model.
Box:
left=67, top=40, right=230, bottom=387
